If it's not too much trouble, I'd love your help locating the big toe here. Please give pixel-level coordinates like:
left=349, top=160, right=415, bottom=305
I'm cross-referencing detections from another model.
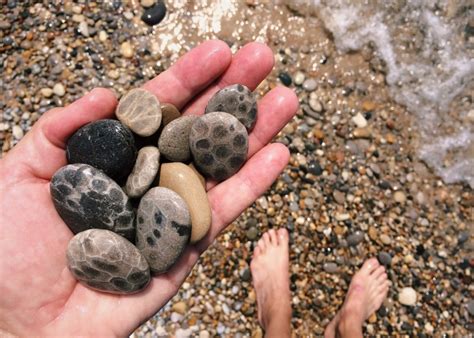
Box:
left=278, top=228, right=289, bottom=244
left=360, top=258, right=380, bottom=276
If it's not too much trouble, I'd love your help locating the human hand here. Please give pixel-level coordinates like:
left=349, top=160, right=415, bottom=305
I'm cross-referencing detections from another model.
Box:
left=0, top=40, right=298, bottom=336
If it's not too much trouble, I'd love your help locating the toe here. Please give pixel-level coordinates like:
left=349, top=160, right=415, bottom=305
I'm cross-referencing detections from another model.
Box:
left=253, top=245, right=261, bottom=258
left=372, top=266, right=386, bottom=278
left=263, top=232, right=271, bottom=246
left=268, top=229, right=278, bottom=245
left=258, top=238, right=266, bottom=252
left=278, top=228, right=289, bottom=244
left=361, top=258, right=380, bottom=275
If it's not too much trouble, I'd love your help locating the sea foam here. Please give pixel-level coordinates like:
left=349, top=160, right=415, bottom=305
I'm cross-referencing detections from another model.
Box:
left=289, top=0, right=474, bottom=188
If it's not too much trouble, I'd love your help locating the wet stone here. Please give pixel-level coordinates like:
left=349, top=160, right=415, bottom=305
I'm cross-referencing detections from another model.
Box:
left=125, top=146, right=160, bottom=198
left=378, top=252, right=392, bottom=266
left=190, top=112, right=248, bottom=181
left=323, top=262, right=339, bottom=273
left=141, top=1, right=166, bottom=26
left=51, top=164, right=135, bottom=241
left=66, top=119, right=137, bottom=182
left=205, top=84, right=258, bottom=130
left=347, top=231, right=364, bottom=246
left=116, top=88, right=162, bottom=137
left=159, top=115, right=198, bottom=162
left=66, top=229, right=150, bottom=294
left=136, top=187, right=191, bottom=274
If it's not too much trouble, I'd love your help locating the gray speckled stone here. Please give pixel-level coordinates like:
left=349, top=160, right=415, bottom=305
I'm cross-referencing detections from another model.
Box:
left=158, top=115, right=198, bottom=162
left=125, top=146, right=160, bottom=198
left=136, top=187, right=191, bottom=274
left=323, top=262, right=339, bottom=273
left=67, top=229, right=150, bottom=294
left=51, top=164, right=135, bottom=242
left=205, top=84, right=258, bottom=130
left=189, top=112, right=248, bottom=181
left=116, top=88, right=162, bottom=136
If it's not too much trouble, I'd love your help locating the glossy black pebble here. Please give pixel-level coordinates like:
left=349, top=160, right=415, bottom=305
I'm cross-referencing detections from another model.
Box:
left=66, top=119, right=137, bottom=182
left=141, top=1, right=166, bottom=26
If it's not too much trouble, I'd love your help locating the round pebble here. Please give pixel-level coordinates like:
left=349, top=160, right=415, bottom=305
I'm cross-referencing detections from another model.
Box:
left=293, top=71, right=305, bottom=85
left=125, top=146, right=160, bottom=198
left=120, top=41, right=134, bottom=58
left=189, top=112, right=249, bottom=181
left=278, top=72, right=292, bottom=86
left=66, top=229, right=150, bottom=294
left=66, top=119, right=137, bottom=182
left=116, top=88, right=162, bottom=137
left=158, top=115, right=198, bottom=162
left=53, top=83, right=65, bottom=97
left=161, top=103, right=181, bottom=126
left=347, top=231, right=364, bottom=246
left=302, top=78, right=317, bottom=91
left=378, top=252, right=392, bottom=266
left=51, top=164, right=136, bottom=242
left=141, top=1, right=167, bottom=26
left=323, top=262, right=339, bottom=273
left=205, top=84, right=258, bottom=130
left=246, top=227, right=258, bottom=241
left=136, top=187, right=191, bottom=274
left=398, top=287, right=417, bottom=306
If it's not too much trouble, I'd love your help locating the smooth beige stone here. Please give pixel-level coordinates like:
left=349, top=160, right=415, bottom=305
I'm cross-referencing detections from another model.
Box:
left=159, top=163, right=211, bottom=243
left=161, top=103, right=181, bottom=127
left=125, top=146, right=160, bottom=198
left=189, top=163, right=206, bottom=188
left=116, top=88, right=162, bottom=136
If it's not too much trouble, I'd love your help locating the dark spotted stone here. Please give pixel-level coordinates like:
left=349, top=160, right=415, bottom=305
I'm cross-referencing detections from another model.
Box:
left=205, top=84, right=258, bottom=130
left=66, top=119, right=137, bottom=182
left=66, top=229, right=150, bottom=294
left=51, top=164, right=135, bottom=242
left=189, top=112, right=248, bottom=181
left=136, top=187, right=191, bottom=274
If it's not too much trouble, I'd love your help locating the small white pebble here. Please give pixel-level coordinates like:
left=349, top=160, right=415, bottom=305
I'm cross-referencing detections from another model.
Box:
left=12, top=126, right=24, bottom=139
left=78, top=21, right=89, bottom=37
left=40, top=87, right=53, bottom=98
left=352, top=112, right=368, bottom=128
left=293, top=71, right=305, bottom=85
left=53, top=83, right=66, bottom=97
left=120, top=42, right=134, bottom=58
left=98, top=30, right=108, bottom=42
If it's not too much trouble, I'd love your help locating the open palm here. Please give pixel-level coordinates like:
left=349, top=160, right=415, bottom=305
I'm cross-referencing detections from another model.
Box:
left=0, top=41, right=297, bottom=336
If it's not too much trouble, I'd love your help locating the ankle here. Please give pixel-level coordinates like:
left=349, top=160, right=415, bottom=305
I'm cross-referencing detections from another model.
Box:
left=336, top=310, right=363, bottom=338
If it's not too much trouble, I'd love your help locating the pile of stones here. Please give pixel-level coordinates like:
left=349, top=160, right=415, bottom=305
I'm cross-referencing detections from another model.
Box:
left=50, top=84, right=258, bottom=294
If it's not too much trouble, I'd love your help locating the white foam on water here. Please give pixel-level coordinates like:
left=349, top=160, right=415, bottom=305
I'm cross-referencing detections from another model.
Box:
left=292, top=0, right=474, bottom=188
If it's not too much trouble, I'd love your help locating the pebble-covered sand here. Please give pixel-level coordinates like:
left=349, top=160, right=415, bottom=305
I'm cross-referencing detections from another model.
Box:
left=1, top=1, right=472, bottom=336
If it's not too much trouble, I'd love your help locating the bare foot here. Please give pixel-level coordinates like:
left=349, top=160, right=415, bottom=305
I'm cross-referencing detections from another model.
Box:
left=250, top=228, right=291, bottom=337
left=324, top=258, right=390, bottom=338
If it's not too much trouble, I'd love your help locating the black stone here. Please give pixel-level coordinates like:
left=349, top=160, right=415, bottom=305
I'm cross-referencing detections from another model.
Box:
left=308, top=161, right=323, bottom=176
left=278, top=72, right=292, bottom=86
left=141, top=1, right=166, bottom=26
left=377, top=252, right=392, bottom=266
left=66, top=119, right=137, bottom=182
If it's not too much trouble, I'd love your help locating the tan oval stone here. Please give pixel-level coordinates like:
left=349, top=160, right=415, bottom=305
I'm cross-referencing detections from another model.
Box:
left=159, top=162, right=211, bottom=243
left=161, top=103, right=181, bottom=127
left=116, top=88, right=162, bottom=136
left=125, top=146, right=160, bottom=198
left=189, top=163, right=206, bottom=188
